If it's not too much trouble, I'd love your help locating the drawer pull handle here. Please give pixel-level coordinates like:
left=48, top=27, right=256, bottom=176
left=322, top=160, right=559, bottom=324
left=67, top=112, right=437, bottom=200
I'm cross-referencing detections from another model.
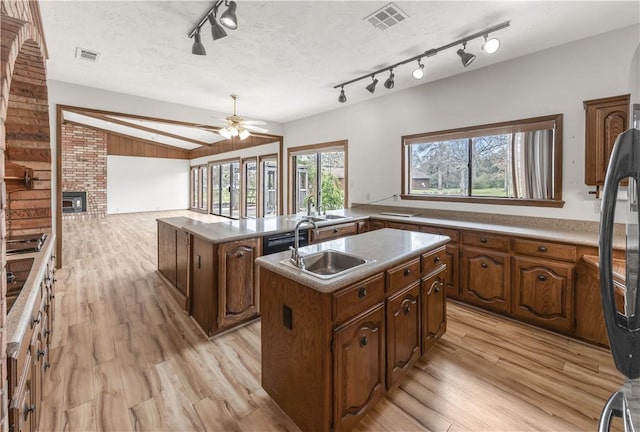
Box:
left=435, top=286, right=441, bottom=293
left=403, top=305, right=411, bottom=315
left=24, top=405, right=34, bottom=421
left=333, top=229, right=338, bottom=234
left=404, top=269, right=411, bottom=276
left=480, top=237, right=487, bottom=243
left=538, top=274, right=547, bottom=281
left=358, top=287, right=367, bottom=299
left=37, top=350, right=45, bottom=360
left=434, top=256, right=440, bottom=263
left=237, top=251, right=245, bottom=257
left=359, top=336, right=368, bottom=347
left=538, top=246, right=547, bottom=252
left=481, top=262, right=488, bottom=269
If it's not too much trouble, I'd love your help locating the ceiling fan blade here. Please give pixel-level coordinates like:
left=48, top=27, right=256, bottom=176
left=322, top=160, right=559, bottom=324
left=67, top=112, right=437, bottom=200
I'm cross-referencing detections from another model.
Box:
left=243, top=119, right=267, bottom=125
left=244, top=124, right=269, bottom=133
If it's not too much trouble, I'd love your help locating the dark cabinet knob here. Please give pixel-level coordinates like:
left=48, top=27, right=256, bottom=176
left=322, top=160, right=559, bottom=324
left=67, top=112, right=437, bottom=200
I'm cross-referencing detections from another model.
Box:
left=359, top=336, right=368, bottom=347
left=32, top=314, right=41, bottom=327
left=37, top=350, right=45, bottom=360
left=435, top=286, right=441, bottom=293
left=434, top=256, right=440, bottom=263
left=481, top=262, right=488, bottom=268
left=403, top=305, right=411, bottom=315
left=333, top=229, right=338, bottom=234
left=403, top=269, right=411, bottom=276
left=45, top=362, right=51, bottom=370
left=538, top=245, right=547, bottom=252
left=358, top=287, right=367, bottom=299
left=237, top=251, right=245, bottom=257
left=480, top=237, right=487, bottom=243
left=23, top=405, right=34, bottom=421
left=538, top=274, right=547, bottom=281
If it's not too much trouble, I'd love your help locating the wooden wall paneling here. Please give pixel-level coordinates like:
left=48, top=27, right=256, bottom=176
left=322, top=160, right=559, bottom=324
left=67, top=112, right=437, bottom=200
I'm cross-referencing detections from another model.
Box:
left=107, top=134, right=190, bottom=159
left=189, top=134, right=282, bottom=159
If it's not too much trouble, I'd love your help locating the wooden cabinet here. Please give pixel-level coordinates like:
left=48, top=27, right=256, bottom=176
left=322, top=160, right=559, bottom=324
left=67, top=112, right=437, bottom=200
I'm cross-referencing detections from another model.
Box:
left=190, top=235, right=260, bottom=337
left=461, top=246, right=511, bottom=314
left=333, top=274, right=385, bottom=323
left=369, top=219, right=386, bottom=231
left=190, top=235, right=216, bottom=336
left=311, top=221, right=358, bottom=243
left=217, top=238, right=259, bottom=328
left=422, top=271, right=446, bottom=354
left=512, top=256, right=574, bottom=333
left=157, top=221, right=190, bottom=308
left=386, top=281, right=420, bottom=389
left=584, top=94, right=630, bottom=186
left=386, top=221, right=420, bottom=232
left=333, top=304, right=386, bottom=432
left=420, top=226, right=460, bottom=298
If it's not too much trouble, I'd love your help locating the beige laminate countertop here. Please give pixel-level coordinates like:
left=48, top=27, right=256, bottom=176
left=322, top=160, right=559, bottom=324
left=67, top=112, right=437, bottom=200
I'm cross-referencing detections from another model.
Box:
left=255, top=228, right=449, bottom=293
left=6, top=233, right=55, bottom=358
left=158, top=208, right=621, bottom=249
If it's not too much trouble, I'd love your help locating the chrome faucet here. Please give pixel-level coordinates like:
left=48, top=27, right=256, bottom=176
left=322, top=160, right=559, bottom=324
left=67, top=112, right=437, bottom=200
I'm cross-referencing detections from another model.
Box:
left=290, top=218, right=318, bottom=269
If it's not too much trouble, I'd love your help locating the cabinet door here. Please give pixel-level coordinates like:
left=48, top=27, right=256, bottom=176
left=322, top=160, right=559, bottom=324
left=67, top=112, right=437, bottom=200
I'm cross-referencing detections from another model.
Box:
left=333, top=304, right=385, bottom=432
left=422, top=271, right=446, bottom=354
left=218, top=238, right=258, bottom=328
left=584, top=94, right=630, bottom=186
left=445, top=244, right=460, bottom=298
left=191, top=236, right=216, bottom=336
left=157, top=222, right=177, bottom=285
left=176, top=229, right=190, bottom=299
left=512, top=256, right=574, bottom=333
left=386, top=281, right=420, bottom=389
left=461, top=247, right=511, bottom=314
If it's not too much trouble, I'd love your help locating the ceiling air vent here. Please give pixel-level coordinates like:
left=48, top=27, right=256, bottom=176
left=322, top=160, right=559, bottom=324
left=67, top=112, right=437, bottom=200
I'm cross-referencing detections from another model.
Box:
left=363, top=2, right=409, bottom=30
left=75, top=47, right=100, bottom=63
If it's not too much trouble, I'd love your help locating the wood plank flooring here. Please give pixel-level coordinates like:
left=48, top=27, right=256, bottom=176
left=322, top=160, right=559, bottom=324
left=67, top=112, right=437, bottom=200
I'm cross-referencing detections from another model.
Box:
left=39, top=210, right=625, bottom=431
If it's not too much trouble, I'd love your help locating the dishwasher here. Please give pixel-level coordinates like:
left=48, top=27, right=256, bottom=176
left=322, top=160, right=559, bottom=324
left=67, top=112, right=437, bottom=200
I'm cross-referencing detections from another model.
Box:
left=262, top=230, right=309, bottom=255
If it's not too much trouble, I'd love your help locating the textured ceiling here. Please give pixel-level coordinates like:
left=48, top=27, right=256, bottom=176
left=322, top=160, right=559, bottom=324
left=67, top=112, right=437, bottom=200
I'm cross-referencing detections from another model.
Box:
left=40, top=1, right=640, bottom=124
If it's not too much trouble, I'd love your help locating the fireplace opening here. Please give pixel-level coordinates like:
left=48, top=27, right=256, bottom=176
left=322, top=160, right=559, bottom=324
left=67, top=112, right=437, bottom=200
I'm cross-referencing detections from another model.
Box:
left=62, top=191, right=87, bottom=213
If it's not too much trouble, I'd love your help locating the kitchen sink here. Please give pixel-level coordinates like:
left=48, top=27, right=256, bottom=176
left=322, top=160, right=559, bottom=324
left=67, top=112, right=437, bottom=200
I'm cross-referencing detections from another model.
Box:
left=282, top=250, right=373, bottom=279
left=288, top=214, right=351, bottom=222
left=323, top=214, right=349, bottom=220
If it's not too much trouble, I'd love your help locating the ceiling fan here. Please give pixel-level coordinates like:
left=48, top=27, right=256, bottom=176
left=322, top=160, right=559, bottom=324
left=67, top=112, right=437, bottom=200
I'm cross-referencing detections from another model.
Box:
left=204, top=94, right=268, bottom=140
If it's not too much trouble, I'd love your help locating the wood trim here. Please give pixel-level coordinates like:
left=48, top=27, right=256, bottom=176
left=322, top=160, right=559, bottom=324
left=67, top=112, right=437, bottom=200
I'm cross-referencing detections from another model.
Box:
left=286, top=140, right=348, bottom=214
left=399, top=194, right=565, bottom=208
left=257, top=153, right=278, bottom=218
left=189, top=134, right=283, bottom=159
left=107, top=134, right=190, bottom=159
left=582, top=94, right=631, bottom=108
left=55, top=104, right=62, bottom=268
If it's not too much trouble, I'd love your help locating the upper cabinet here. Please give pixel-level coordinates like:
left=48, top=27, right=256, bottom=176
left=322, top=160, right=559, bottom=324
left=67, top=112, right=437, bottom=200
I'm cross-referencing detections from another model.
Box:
left=584, top=94, right=630, bottom=187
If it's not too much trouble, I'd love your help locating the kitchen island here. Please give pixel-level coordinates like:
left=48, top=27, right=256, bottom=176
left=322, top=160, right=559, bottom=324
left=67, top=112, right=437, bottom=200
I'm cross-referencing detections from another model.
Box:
left=255, top=228, right=449, bottom=432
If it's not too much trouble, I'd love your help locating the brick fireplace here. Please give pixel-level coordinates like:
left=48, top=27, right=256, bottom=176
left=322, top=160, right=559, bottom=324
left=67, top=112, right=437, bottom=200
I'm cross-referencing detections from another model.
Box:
left=61, top=123, right=107, bottom=218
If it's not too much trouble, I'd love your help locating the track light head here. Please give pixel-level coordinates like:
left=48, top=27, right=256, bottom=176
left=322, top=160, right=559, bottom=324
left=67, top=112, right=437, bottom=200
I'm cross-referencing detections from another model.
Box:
left=384, top=70, right=395, bottom=89
left=338, top=87, right=347, bottom=103
left=366, top=76, right=378, bottom=94
left=191, top=29, right=206, bottom=55
left=482, top=34, right=500, bottom=54
left=208, top=12, right=227, bottom=40
left=220, top=1, right=238, bottom=30
left=457, top=43, right=476, bottom=67
left=412, top=60, right=424, bottom=80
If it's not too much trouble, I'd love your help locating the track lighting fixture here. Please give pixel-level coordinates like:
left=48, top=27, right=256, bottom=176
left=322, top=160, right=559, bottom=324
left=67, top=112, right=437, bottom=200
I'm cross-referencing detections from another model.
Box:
left=366, top=76, right=378, bottom=94
left=191, top=29, right=206, bottom=55
left=338, top=87, right=347, bottom=103
left=384, top=69, right=395, bottom=89
left=457, top=43, right=476, bottom=67
left=188, top=0, right=239, bottom=55
left=482, top=34, right=500, bottom=54
left=333, top=20, right=510, bottom=103
left=412, top=60, right=424, bottom=80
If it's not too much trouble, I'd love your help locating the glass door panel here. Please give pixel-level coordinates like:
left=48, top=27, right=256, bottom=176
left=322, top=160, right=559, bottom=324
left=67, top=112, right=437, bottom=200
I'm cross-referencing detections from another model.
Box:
left=262, top=158, right=278, bottom=217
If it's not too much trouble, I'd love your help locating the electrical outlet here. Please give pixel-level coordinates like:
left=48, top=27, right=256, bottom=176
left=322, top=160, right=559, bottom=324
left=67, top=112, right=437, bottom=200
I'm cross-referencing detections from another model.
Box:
left=594, top=198, right=602, bottom=213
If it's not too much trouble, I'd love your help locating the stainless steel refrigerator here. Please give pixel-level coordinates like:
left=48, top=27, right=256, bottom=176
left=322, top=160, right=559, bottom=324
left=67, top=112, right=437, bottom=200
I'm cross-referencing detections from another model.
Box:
left=599, top=104, right=640, bottom=432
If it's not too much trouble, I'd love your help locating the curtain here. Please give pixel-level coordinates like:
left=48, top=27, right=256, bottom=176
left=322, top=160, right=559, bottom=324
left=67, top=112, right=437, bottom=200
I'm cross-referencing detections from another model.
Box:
left=512, top=130, right=553, bottom=200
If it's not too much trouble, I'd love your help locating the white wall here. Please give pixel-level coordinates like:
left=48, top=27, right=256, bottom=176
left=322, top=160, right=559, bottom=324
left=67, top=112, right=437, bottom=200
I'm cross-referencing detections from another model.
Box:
left=283, top=24, right=640, bottom=222
left=190, top=142, right=280, bottom=166
left=107, top=156, right=189, bottom=214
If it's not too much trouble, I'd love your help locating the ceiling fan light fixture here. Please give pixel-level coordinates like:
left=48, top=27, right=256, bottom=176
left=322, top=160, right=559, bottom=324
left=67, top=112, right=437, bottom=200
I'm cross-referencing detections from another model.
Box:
left=482, top=35, right=500, bottom=54
left=338, top=87, right=347, bottom=103
left=366, top=76, right=378, bottom=94
left=384, top=70, right=395, bottom=89
left=220, top=1, right=238, bottom=30
left=412, top=60, right=424, bottom=80
left=457, top=43, right=476, bottom=67
left=191, top=29, right=206, bottom=55
left=238, top=128, right=250, bottom=140
left=219, top=127, right=232, bottom=139
left=208, top=12, right=227, bottom=40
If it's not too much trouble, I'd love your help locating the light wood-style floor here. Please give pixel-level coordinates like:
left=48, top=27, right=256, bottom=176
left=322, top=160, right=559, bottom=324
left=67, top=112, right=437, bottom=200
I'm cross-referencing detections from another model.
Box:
left=38, top=210, right=625, bottom=431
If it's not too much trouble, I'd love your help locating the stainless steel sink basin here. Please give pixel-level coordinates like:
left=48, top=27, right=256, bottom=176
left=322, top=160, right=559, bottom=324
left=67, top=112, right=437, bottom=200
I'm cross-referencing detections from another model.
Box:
left=281, top=250, right=373, bottom=279
left=323, top=214, right=349, bottom=220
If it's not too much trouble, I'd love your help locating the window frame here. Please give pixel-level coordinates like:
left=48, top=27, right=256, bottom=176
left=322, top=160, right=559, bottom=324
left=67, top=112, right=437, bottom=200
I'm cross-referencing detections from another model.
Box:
left=189, top=164, right=209, bottom=213
left=287, top=140, right=348, bottom=214
left=401, top=114, right=564, bottom=208
left=208, top=158, right=241, bottom=219
left=242, top=157, right=258, bottom=219
left=258, top=154, right=279, bottom=217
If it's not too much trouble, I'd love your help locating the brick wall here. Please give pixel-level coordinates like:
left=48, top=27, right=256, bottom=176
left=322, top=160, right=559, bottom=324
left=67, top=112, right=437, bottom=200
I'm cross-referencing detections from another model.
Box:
left=61, top=123, right=107, bottom=219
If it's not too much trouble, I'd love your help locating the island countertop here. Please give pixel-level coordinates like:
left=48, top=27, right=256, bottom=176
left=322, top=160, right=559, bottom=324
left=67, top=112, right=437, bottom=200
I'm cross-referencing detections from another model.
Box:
left=255, top=228, right=449, bottom=293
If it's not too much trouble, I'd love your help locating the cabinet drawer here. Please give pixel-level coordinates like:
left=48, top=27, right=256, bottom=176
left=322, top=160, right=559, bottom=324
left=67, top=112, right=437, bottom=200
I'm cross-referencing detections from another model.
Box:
left=422, top=246, right=447, bottom=277
left=386, top=222, right=421, bottom=232
left=420, top=226, right=460, bottom=242
left=312, top=222, right=358, bottom=242
left=462, top=231, right=509, bottom=251
left=511, top=238, right=578, bottom=262
left=386, top=258, right=421, bottom=295
left=333, top=273, right=385, bottom=323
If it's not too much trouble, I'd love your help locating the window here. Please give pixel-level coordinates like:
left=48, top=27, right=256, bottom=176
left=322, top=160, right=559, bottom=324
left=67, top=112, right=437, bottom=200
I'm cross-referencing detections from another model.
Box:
left=289, top=141, right=348, bottom=214
left=260, top=156, right=279, bottom=217
left=190, top=165, right=208, bottom=212
left=402, top=114, right=563, bottom=207
left=243, top=158, right=257, bottom=218
left=209, top=160, right=241, bottom=218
